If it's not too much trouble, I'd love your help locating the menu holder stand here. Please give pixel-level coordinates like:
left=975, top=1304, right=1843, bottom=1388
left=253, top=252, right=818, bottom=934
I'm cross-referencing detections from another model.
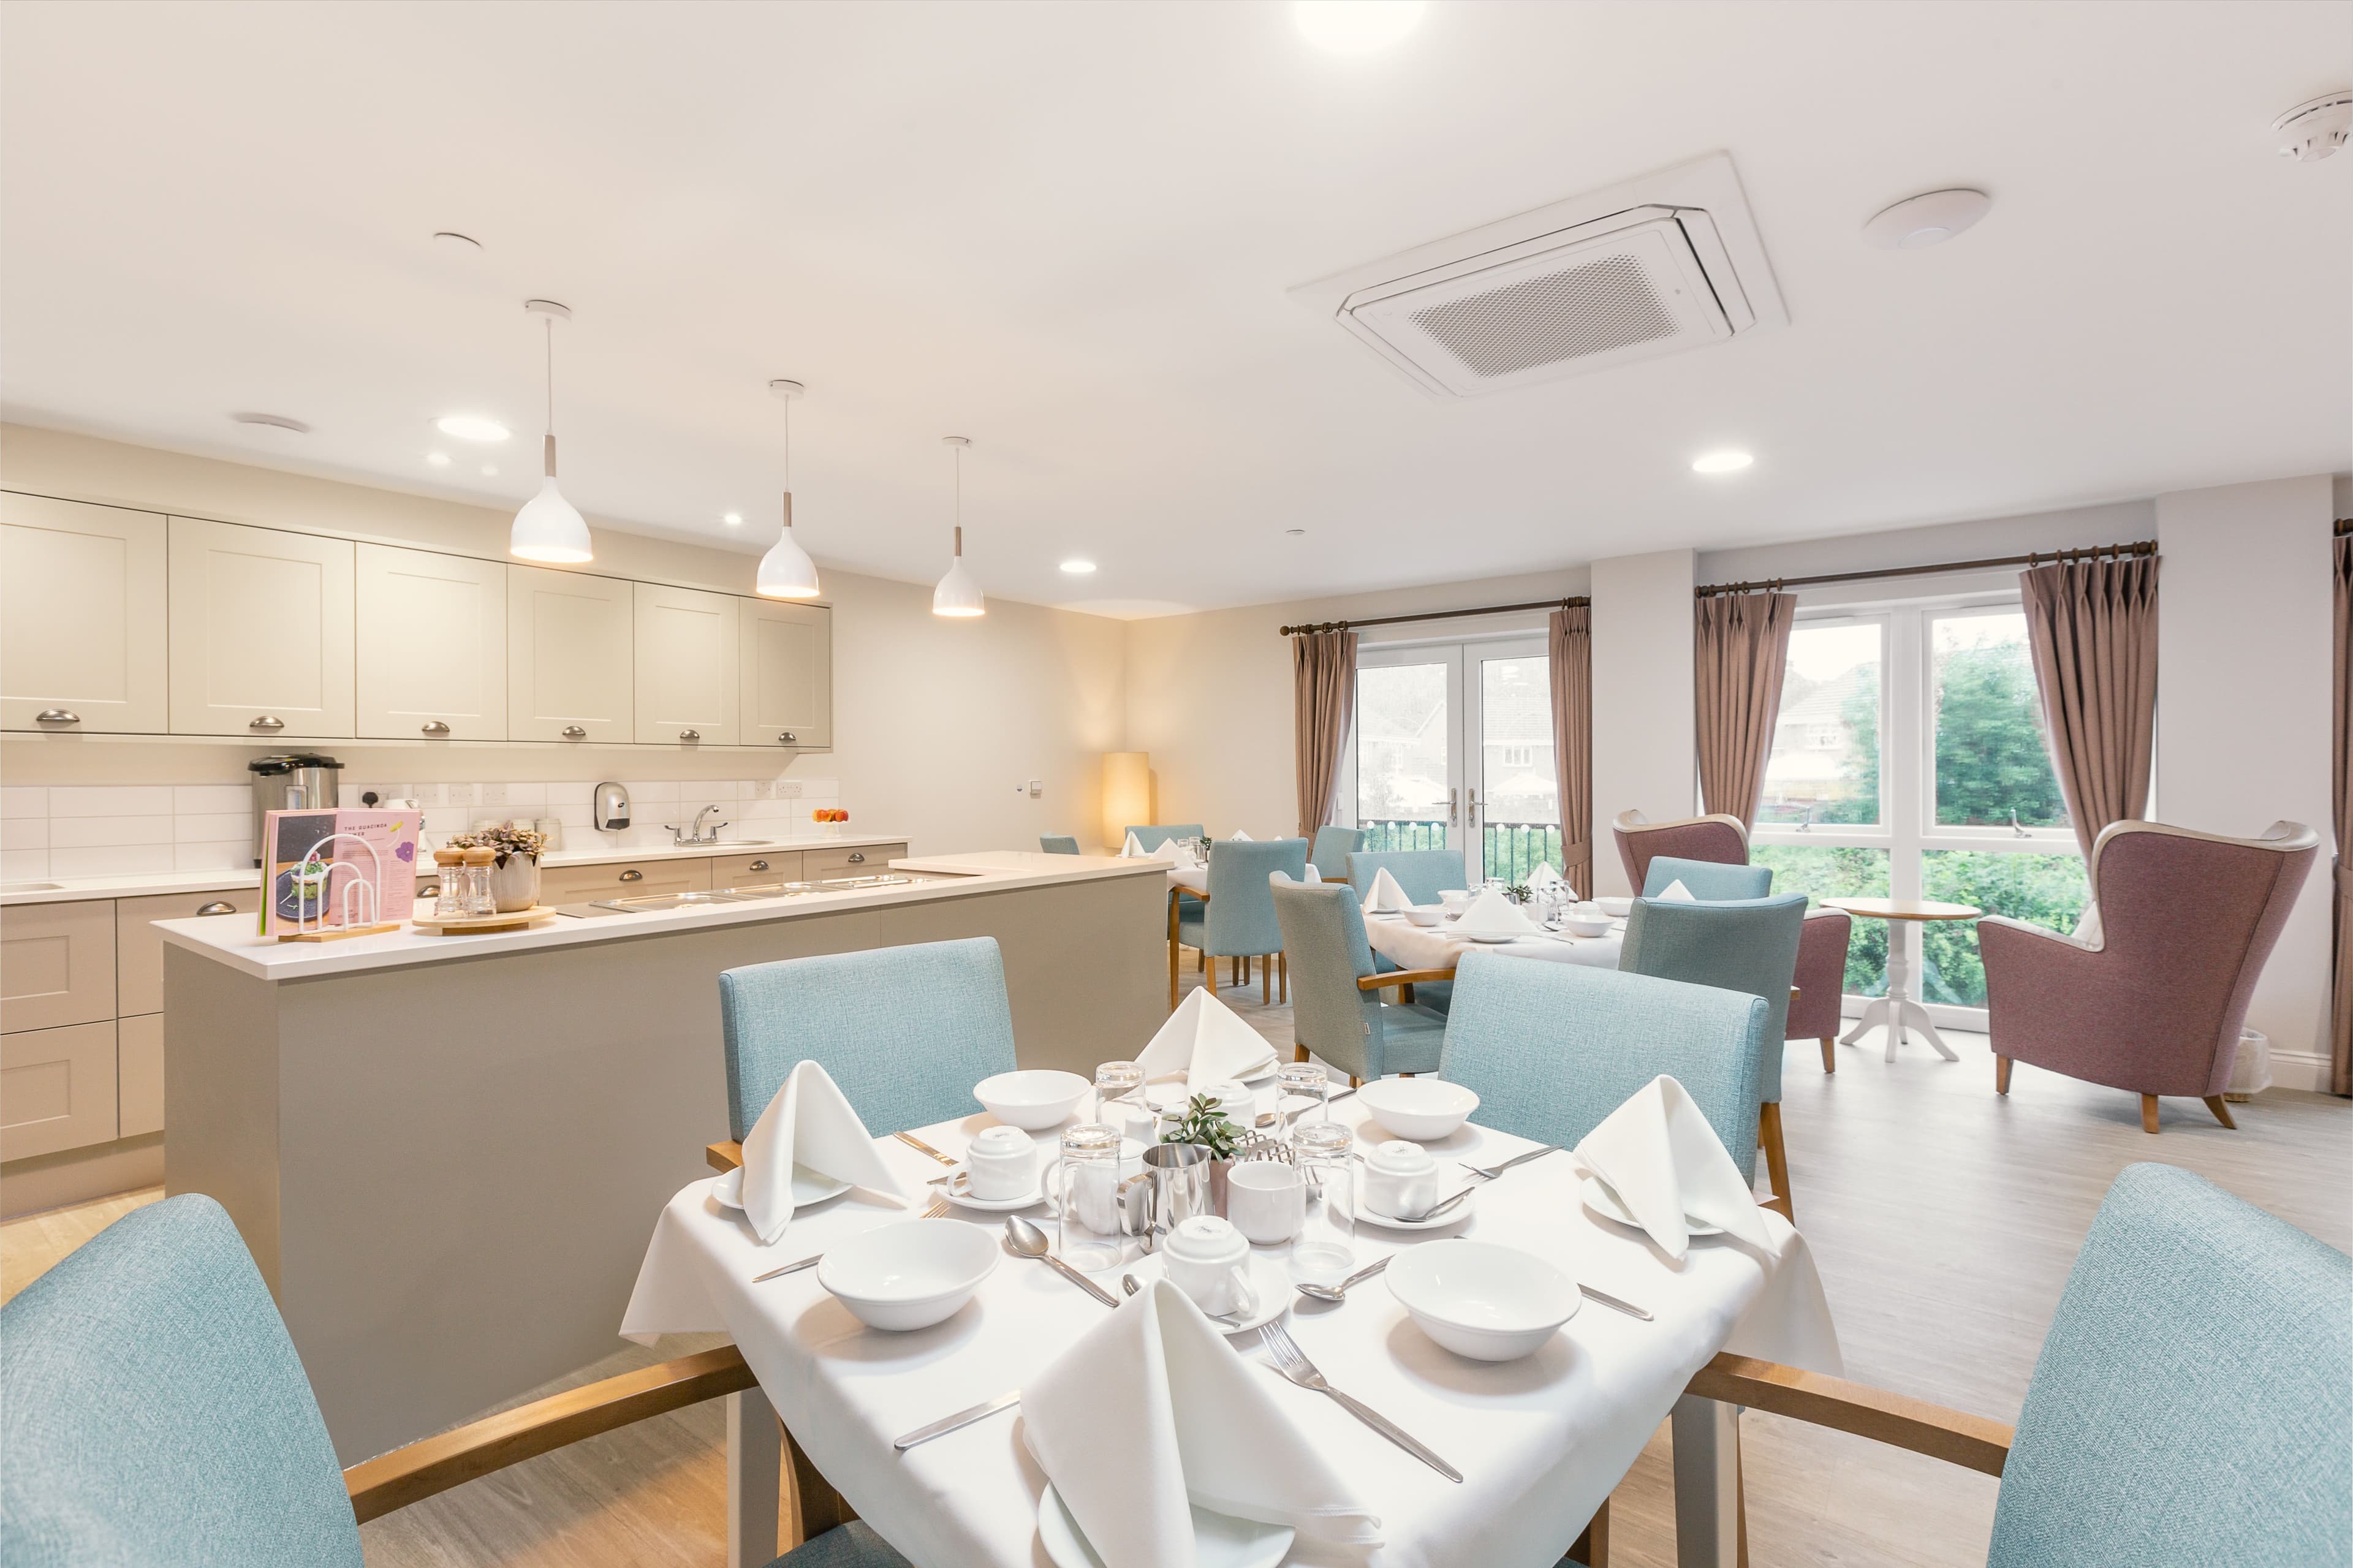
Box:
left=277, top=833, right=402, bottom=943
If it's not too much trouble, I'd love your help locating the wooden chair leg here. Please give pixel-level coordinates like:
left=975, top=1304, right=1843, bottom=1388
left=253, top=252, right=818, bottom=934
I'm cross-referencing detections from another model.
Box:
left=1262, top=955, right=1271, bottom=1004
left=2203, top=1095, right=2238, bottom=1130
left=1205, top=957, right=1218, bottom=997
left=1294, top=1044, right=1309, bottom=1064
left=1569, top=1494, right=1610, bottom=1566
left=2140, top=1094, right=2161, bottom=1134
left=786, top=1424, right=855, bottom=1539
left=1279, top=952, right=1288, bottom=1003
left=1349, top=1074, right=1362, bottom=1088
left=1994, top=1055, right=2012, bottom=1094
left=1758, top=1101, right=1794, bottom=1222
left=1820, top=1036, right=1836, bottom=1073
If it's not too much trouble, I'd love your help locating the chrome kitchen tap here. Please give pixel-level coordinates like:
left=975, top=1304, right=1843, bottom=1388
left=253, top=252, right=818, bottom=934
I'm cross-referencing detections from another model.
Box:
left=667, top=804, right=729, bottom=846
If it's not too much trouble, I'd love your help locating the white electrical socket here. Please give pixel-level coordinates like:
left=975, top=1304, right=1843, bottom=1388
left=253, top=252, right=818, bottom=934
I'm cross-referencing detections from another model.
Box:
left=776, top=779, right=803, bottom=798
left=480, top=782, right=507, bottom=806
left=448, top=782, right=478, bottom=807
left=747, top=781, right=770, bottom=801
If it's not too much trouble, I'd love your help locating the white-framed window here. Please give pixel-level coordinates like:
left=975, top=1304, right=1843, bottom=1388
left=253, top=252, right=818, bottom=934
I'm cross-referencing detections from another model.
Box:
left=1750, top=593, right=2092, bottom=1025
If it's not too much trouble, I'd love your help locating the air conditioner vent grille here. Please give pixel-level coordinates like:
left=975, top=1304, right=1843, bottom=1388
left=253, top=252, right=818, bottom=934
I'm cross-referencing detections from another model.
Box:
left=1409, top=253, right=1680, bottom=379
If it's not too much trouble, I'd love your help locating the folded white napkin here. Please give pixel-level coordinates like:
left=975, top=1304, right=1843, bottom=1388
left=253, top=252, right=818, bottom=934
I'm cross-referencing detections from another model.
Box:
left=1230, top=829, right=1254, bottom=841
left=1303, top=862, right=1321, bottom=883
left=1150, top=836, right=1185, bottom=865
left=1023, top=1279, right=1382, bottom=1567
left=1655, top=877, right=1697, bottom=902
left=1453, top=887, right=1537, bottom=937
left=1360, top=867, right=1413, bottom=914
left=739, top=1061, right=909, bottom=1244
left=1576, top=1075, right=1773, bottom=1259
left=1528, top=862, right=1562, bottom=889
left=1135, top=989, right=1275, bottom=1086
left=1123, top=831, right=1146, bottom=858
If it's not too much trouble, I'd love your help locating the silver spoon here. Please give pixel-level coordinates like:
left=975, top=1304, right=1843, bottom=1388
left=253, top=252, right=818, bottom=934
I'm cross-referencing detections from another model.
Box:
left=1004, top=1216, right=1119, bottom=1307
left=1294, top=1255, right=1391, bottom=1303
left=1122, top=1270, right=1251, bottom=1327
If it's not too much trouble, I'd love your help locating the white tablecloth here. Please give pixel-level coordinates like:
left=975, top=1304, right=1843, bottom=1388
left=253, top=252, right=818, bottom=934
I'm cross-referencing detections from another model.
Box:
left=1169, top=865, right=1208, bottom=895
left=623, top=1100, right=1839, bottom=1568
left=1363, top=911, right=1623, bottom=972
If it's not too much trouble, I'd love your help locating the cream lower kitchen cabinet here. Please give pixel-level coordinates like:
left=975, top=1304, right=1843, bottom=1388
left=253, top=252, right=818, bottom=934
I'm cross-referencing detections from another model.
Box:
left=168, top=516, right=355, bottom=738
left=358, top=544, right=507, bottom=740
left=740, top=599, right=832, bottom=749
left=1, top=1021, right=118, bottom=1161
left=1, top=899, right=116, bottom=1034
left=116, top=1014, right=164, bottom=1139
left=537, top=857, right=712, bottom=904
left=634, top=582, right=738, bottom=746
left=509, top=564, right=634, bottom=743
left=1, top=493, right=170, bottom=734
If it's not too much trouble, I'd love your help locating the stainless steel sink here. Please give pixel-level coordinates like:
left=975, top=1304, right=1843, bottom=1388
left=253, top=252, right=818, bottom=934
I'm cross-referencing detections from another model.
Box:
left=585, top=888, right=767, bottom=914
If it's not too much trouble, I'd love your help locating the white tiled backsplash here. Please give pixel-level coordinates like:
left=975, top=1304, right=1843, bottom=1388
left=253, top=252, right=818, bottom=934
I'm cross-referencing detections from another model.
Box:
left=0, top=776, right=845, bottom=879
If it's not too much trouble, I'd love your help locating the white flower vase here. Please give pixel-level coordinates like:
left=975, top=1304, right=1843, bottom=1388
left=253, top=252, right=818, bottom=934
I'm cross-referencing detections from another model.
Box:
left=489, top=854, right=542, bottom=913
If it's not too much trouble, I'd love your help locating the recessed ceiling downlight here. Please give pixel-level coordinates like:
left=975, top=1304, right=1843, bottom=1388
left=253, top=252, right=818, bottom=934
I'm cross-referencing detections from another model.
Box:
left=1059, top=559, right=1097, bottom=575
left=1862, top=188, right=1991, bottom=251
left=436, top=414, right=511, bottom=442
left=1294, top=1, right=1425, bottom=53
left=1692, top=450, right=1754, bottom=475
left=230, top=412, right=309, bottom=433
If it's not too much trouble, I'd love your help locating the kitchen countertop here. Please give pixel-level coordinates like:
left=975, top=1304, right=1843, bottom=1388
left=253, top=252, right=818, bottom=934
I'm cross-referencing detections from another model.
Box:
left=156, top=851, right=1155, bottom=982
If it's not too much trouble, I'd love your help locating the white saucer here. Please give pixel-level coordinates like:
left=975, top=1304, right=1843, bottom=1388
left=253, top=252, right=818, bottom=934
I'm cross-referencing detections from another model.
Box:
left=710, top=1165, right=854, bottom=1212
left=1123, top=1251, right=1290, bottom=1335
left=1039, top=1482, right=1293, bottom=1568
left=938, top=1163, right=1049, bottom=1213
left=1354, top=1185, right=1476, bottom=1232
left=1459, top=931, right=1523, bottom=944
left=1580, top=1175, right=1725, bottom=1238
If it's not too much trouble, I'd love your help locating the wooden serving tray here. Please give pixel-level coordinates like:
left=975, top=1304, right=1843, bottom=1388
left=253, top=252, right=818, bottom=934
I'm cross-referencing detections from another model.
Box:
left=276, top=920, right=403, bottom=944
left=409, top=906, right=559, bottom=935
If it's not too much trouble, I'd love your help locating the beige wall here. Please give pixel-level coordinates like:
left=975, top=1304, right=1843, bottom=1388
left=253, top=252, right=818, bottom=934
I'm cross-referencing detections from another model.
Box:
left=0, top=425, right=1126, bottom=854
left=1588, top=549, right=1696, bottom=895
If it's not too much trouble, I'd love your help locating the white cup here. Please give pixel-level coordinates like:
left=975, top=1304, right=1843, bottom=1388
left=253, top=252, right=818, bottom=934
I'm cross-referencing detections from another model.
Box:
left=1198, top=1079, right=1257, bottom=1125
left=1362, top=1139, right=1440, bottom=1221
left=1162, top=1215, right=1258, bottom=1317
left=1226, top=1161, right=1305, bottom=1245
left=965, top=1125, right=1037, bottom=1200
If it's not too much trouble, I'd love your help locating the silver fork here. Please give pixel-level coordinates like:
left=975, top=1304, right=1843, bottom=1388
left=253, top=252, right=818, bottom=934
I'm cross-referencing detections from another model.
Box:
left=1258, top=1322, right=1462, bottom=1482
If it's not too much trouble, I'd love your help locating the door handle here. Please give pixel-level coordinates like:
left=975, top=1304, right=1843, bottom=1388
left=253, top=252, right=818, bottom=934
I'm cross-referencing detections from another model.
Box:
left=561, top=725, right=587, bottom=739
left=420, top=721, right=451, bottom=736
left=34, top=709, right=80, bottom=725
left=618, top=869, right=644, bottom=882
left=249, top=716, right=285, bottom=730
left=748, top=859, right=770, bottom=872
left=780, top=732, right=797, bottom=744
left=1446, top=787, right=1457, bottom=825
left=679, top=729, right=701, bottom=742
left=847, top=852, right=865, bottom=864
left=1467, top=787, right=1479, bottom=824
left=195, top=901, right=237, bottom=916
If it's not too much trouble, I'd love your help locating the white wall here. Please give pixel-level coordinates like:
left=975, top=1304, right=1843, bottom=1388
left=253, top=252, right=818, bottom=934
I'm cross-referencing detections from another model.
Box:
left=2156, top=474, right=2335, bottom=1085
left=0, top=425, right=1126, bottom=857
left=1588, top=550, right=1697, bottom=895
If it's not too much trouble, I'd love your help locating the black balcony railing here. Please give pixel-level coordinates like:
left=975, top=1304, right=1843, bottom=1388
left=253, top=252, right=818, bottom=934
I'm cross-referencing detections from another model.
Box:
left=1357, top=819, right=1564, bottom=885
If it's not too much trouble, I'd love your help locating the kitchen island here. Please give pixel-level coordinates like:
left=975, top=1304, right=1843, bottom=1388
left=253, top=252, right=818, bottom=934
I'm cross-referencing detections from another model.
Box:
left=157, top=849, right=1165, bottom=1462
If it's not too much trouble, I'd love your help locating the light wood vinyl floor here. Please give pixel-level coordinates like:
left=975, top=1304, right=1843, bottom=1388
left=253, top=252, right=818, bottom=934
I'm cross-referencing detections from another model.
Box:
left=6, top=960, right=2347, bottom=1567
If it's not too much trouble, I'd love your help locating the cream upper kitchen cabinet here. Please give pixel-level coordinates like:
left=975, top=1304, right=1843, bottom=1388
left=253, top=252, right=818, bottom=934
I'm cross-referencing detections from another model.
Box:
left=633, top=582, right=738, bottom=746
left=168, top=517, right=355, bottom=738
left=357, top=544, right=507, bottom=740
left=509, top=564, right=633, bottom=743
left=1, top=493, right=169, bottom=733
left=739, top=599, right=832, bottom=749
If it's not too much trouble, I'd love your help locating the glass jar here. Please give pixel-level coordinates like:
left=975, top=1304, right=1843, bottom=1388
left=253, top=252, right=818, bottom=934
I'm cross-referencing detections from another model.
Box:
left=431, top=847, right=469, bottom=921
left=1290, top=1119, right=1357, bottom=1286
left=460, top=846, right=499, bottom=917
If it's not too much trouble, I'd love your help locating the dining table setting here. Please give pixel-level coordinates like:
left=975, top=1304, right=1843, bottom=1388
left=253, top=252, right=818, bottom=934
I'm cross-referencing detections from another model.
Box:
left=1358, top=871, right=1629, bottom=975
left=622, top=991, right=1842, bottom=1568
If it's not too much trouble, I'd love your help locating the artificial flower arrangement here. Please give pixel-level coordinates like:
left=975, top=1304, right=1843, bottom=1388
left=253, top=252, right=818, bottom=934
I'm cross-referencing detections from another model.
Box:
left=446, top=824, right=547, bottom=867
left=810, top=808, right=849, bottom=824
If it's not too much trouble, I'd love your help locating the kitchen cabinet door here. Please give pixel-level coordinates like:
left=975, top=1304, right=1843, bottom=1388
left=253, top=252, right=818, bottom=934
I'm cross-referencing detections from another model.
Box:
left=168, top=517, right=355, bottom=738
left=536, top=857, right=712, bottom=904
left=508, top=564, right=634, bottom=744
left=1, top=493, right=169, bottom=733
left=1, top=899, right=117, bottom=1034
left=1, top=1021, right=117, bottom=1159
left=633, top=583, right=738, bottom=746
left=357, top=544, right=507, bottom=740
left=116, top=887, right=260, bottom=1018
left=118, top=1012, right=164, bottom=1138
left=739, top=599, right=832, bottom=749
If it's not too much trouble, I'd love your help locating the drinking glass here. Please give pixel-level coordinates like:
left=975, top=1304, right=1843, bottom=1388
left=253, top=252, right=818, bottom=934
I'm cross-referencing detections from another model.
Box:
left=1290, top=1120, right=1356, bottom=1286
left=1056, top=1122, right=1126, bottom=1271
left=1276, top=1061, right=1330, bottom=1125
left=1092, top=1060, right=1144, bottom=1130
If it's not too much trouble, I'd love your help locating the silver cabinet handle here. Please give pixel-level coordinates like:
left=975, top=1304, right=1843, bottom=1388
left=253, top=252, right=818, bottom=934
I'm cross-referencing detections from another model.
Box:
left=847, top=852, right=865, bottom=864
left=561, top=725, right=587, bottom=739
left=780, top=731, right=797, bottom=744
left=618, top=868, right=643, bottom=882
left=35, top=709, right=80, bottom=724
left=421, top=721, right=451, bottom=736
left=250, top=716, right=285, bottom=730
left=748, top=859, right=770, bottom=872
left=419, top=882, right=440, bottom=898
left=679, top=729, right=700, bottom=742
left=195, top=901, right=237, bottom=916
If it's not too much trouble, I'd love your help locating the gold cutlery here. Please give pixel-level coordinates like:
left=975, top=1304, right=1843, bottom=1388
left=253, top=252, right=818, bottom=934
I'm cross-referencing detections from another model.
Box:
left=893, top=1131, right=960, bottom=1166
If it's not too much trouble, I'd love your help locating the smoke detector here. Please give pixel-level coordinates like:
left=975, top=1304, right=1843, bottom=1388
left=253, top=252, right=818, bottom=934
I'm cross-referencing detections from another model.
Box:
left=1862, top=188, right=1991, bottom=250
left=2274, top=91, right=2351, bottom=161
left=1290, top=153, right=1786, bottom=398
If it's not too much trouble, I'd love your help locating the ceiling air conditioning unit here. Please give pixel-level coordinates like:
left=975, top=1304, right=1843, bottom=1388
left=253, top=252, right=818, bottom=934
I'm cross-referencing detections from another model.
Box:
left=1291, top=152, right=1787, bottom=398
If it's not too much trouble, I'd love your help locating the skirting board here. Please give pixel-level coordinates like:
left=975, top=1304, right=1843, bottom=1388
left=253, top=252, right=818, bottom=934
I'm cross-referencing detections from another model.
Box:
left=0, top=1133, right=163, bottom=1219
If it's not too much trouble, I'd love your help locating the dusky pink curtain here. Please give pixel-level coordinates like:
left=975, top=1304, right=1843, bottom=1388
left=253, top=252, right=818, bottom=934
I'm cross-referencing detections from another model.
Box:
left=1694, top=589, right=1798, bottom=827
left=2020, top=555, right=2161, bottom=862
left=1548, top=604, right=1593, bottom=892
left=1292, top=628, right=1358, bottom=839
left=2332, top=532, right=2351, bottom=1096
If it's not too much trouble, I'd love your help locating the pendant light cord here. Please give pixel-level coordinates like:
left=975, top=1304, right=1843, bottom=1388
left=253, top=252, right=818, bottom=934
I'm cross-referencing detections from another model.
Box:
left=953, top=443, right=963, bottom=555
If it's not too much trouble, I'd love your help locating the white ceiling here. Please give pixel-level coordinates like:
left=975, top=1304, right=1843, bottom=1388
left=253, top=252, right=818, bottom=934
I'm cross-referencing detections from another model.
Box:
left=3, top=1, right=2346, bottom=616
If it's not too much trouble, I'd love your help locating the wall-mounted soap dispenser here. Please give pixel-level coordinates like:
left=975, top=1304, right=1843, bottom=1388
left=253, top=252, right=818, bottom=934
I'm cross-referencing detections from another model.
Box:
left=593, top=782, right=631, bottom=832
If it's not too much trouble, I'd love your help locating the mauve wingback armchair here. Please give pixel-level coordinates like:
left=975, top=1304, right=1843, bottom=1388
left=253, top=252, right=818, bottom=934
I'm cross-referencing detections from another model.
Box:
left=1612, top=808, right=1750, bottom=892
left=1980, top=819, right=2321, bottom=1133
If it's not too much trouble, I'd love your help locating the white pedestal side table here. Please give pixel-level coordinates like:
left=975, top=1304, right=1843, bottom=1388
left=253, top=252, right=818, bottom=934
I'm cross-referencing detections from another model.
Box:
left=1824, top=897, right=1982, bottom=1062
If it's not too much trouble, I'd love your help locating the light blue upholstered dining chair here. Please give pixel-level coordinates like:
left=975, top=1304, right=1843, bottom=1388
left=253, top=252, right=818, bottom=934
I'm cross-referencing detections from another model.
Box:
left=1173, top=838, right=1308, bottom=1004
left=1694, top=1162, right=2351, bottom=1567
left=1307, top=825, right=1366, bottom=881
left=1037, top=834, right=1080, bottom=854
left=1437, top=951, right=1768, bottom=1166
left=1642, top=854, right=1771, bottom=901
left=719, top=936, right=1018, bottom=1140
left=1617, top=892, right=1808, bottom=1218
left=0, top=1194, right=911, bottom=1568
left=1345, top=847, right=1472, bottom=1013
left=1271, top=876, right=1446, bottom=1085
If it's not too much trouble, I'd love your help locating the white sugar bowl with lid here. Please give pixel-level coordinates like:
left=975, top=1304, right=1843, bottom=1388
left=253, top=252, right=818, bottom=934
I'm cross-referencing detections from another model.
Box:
left=964, top=1125, right=1038, bottom=1201
left=1362, top=1139, right=1441, bottom=1221
left=1161, top=1215, right=1259, bottom=1317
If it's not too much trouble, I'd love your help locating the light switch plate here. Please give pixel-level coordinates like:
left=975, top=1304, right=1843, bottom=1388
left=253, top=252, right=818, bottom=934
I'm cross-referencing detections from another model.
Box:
left=1028, top=780, right=1044, bottom=797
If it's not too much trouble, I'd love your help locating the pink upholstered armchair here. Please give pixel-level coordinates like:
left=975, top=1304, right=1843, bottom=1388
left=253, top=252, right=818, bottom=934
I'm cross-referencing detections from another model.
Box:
left=1612, top=809, right=1856, bottom=1071
left=1980, top=819, right=2320, bottom=1133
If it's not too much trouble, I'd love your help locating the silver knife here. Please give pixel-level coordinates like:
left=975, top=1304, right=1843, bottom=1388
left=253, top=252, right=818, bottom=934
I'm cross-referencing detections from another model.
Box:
left=893, top=1390, right=1020, bottom=1452
left=1579, top=1284, right=1653, bottom=1322
left=752, top=1253, right=824, bottom=1283
left=893, top=1131, right=960, bottom=1167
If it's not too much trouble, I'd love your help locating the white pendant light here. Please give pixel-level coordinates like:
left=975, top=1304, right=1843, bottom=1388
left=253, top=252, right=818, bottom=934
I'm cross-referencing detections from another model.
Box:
left=931, top=436, right=985, bottom=618
left=509, top=300, right=593, bottom=564
left=756, top=380, right=820, bottom=599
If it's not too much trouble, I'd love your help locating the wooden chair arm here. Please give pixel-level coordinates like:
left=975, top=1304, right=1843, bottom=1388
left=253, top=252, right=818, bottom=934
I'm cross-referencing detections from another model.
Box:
left=1685, top=1352, right=2014, bottom=1477
left=708, top=1140, right=743, bottom=1173
left=1358, top=968, right=1456, bottom=991
left=344, top=1345, right=757, bottom=1523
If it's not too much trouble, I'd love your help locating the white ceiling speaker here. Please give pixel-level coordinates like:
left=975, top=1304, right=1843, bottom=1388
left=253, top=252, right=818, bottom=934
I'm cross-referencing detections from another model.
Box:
left=1289, top=153, right=1787, bottom=399
left=932, top=436, right=985, bottom=619
left=756, top=379, right=820, bottom=600
left=2274, top=91, right=2351, bottom=162
left=1863, top=188, right=1991, bottom=251
left=509, top=298, right=593, bottom=564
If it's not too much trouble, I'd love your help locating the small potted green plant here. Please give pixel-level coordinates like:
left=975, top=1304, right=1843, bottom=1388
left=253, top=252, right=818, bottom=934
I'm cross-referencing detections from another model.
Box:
left=447, top=824, right=547, bottom=912
left=1504, top=881, right=1532, bottom=906
left=1161, top=1091, right=1246, bottom=1214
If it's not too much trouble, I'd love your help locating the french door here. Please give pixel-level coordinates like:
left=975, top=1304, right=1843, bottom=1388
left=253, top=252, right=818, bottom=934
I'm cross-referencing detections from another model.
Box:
left=1349, top=637, right=1563, bottom=888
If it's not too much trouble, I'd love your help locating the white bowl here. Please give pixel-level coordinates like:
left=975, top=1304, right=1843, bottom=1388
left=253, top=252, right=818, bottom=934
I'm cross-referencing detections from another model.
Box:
left=817, top=1219, right=999, bottom=1331
left=1356, top=1077, right=1480, bottom=1142
left=974, top=1069, right=1093, bottom=1130
left=1561, top=917, right=1613, bottom=937
left=1403, top=905, right=1446, bottom=928
left=1596, top=896, right=1633, bottom=918
left=1385, top=1239, right=1579, bottom=1362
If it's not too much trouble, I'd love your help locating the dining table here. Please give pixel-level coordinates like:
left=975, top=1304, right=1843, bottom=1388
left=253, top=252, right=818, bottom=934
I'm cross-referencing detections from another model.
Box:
left=1361, top=907, right=1625, bottom=974
left=623, top=1093, right=1841, bottom=1568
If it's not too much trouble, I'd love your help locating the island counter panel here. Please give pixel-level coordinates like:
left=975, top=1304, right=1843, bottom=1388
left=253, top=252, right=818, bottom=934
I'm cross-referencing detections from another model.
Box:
left=161, top=855, right=1164, bottom=1463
